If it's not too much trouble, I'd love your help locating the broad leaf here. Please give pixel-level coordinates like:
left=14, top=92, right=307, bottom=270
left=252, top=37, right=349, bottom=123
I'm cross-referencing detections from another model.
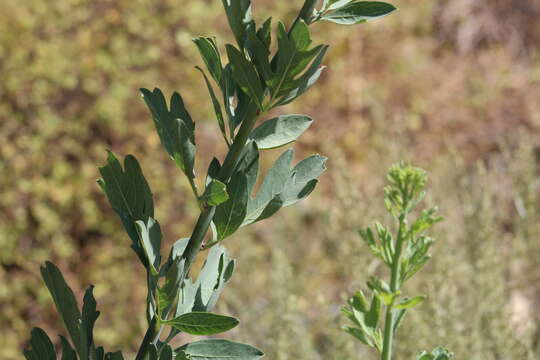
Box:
left=97, top=152, right=153, bottom=263
left=166, top=312, right=239, bottom=335
left=249, top=114, right=312, bottom=149
left=243, top=149, right=326, bottom=225
left=322, top=1, right=396, bottom=25
left=176, top=339, right=264, bottom=360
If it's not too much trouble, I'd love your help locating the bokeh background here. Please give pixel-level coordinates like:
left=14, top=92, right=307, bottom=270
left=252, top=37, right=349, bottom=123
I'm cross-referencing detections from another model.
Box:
left=1, top=0, right=539, bottom=358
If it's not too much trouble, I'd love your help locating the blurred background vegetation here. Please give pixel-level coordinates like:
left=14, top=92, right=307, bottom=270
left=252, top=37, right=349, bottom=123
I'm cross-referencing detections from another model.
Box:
left=1, top=0, right=539, bottom=358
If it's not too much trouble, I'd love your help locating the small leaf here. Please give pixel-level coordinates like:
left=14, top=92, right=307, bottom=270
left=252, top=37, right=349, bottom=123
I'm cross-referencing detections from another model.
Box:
left=193, top=37, right=223, bottom=83
left=157, top=256, right=185, bottom=312
left=166, top=312, right=239, bottom=335
left=322, top=1, right=396, bottom=25
left=176, top=339, right=264, bottom=360
left=196, top=67, right=227, bottom=143
left=249, top=114, right=313, bottom=149
left=394, top=296, right=425, bottom=310
left=135, top=218, right=162, bottom=276
left=214, top=173, right=248, bottom=240
left=342, top=325, right=374, bottom=348
left=417, top=347, right=454, bottom=360
left=201, top=179, right=229, bottom=207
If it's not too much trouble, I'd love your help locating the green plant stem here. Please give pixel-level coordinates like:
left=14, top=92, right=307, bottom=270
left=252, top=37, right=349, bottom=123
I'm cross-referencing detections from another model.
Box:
left=381, top=215, right=406, bottom=360
left=138, top=102, right=261, bottom=356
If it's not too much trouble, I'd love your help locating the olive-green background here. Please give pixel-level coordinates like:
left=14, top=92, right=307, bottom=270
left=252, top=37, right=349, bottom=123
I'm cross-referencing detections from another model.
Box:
left=1, top=0, right=539, bottom=358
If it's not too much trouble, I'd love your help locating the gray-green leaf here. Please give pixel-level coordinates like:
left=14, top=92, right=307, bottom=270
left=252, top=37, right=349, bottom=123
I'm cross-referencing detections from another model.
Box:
left=176, top=339, right=264, bottom=360
left=249, top=114, right=313, bottom=149
left=165, top=312, right=239, bottom=335
left=322, top=1, right=396, bottom=25
left=135, top=218, right=162, bottom=276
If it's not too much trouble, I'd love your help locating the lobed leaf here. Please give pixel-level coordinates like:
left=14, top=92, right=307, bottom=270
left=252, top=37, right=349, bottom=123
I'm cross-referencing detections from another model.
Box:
left=140, top=88, right=196, bottom=179
left=97, top=152, right=153, bottom=263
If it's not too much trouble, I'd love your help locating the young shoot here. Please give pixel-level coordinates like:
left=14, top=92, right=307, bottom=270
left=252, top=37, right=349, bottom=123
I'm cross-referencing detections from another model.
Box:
left=342, top=163, right=453, bottom=360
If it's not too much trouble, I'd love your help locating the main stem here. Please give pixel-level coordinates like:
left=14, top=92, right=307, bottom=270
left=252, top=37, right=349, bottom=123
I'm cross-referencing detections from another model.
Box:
left=181, top=102, right=259, bottom=273
left=381, top=215, right=406, bottom=360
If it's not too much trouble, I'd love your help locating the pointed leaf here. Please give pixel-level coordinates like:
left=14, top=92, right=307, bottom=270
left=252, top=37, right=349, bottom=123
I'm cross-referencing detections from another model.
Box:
left=196, top=66, right=227, bottom=141
left=40, top=262, right=83, bottom=355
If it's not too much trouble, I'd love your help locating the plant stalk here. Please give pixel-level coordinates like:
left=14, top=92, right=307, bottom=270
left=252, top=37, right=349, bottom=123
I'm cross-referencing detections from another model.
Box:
left=381, top=215, right=406, bottom=360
